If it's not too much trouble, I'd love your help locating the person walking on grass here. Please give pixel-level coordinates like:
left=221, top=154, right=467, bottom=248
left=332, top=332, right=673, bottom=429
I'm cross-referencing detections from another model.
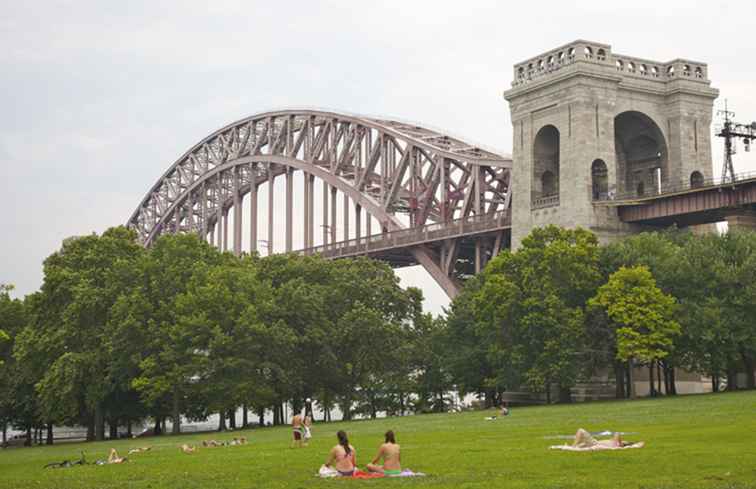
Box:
left=303, top=415, right=313, bottom=446
left=324, top=430, right=356, bottom=477
left=366, top=430, right=401, bottom=476
left=291, top=413, right=304, bottom=448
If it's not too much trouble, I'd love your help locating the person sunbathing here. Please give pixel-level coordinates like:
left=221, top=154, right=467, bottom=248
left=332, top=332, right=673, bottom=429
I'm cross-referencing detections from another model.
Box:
left=572, top=428, right=641, bottom=449
left=107, top=448, right=128, bottom=464
left=324, top=430, right=356, bottom=477
left=181, top=444, right=197, bottom=454
left=366, top=430, right=401, bottom=476
left=127, top=446, right=152, bottom=454
left=202, top=439, right=222, bottom=447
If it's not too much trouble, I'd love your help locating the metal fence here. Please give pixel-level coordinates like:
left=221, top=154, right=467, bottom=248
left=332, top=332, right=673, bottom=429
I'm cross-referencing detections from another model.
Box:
left=301, top=210, right=512, bottom=258
left=593, top=170, right=756, bottom=202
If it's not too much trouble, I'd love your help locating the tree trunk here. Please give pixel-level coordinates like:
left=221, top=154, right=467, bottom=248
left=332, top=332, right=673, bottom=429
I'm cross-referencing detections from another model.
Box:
left=228, top=409, right=237, bottom=429
left=87, top=417, right=95, bottom=441
left=242, top=405, right=248, bottom=428
left=545, top=383, right=552, bottom=404
left=172, top=389, right=181, bottom=434
left=109, top=419, right=118, bottom=440
left=218, top=411, right=227, bottom=431
left=258, top=408, right=265, bottom=427
left=648, top=363, right=655, bottom=397
left=24, top=426, right=31, bottom=446
left=95, top=405, right=105, bottom=441
left=712, top=375, right=719, bottom=393
left=153, top=417, right=161, bottom=436
left=614, top=361, right=625, bottom=399
left=558, top=386, right=572, bottom=403
left=2, top=422, right=6, bottom=446
left=628, top=360, right=636, bottom=398
left=46, top=424, right=53, bottom=445
left=727, top=365, right=738, bottom=390
left=668, top=365, right=677, bottom=395
left=656, top=361, right=663, bottom=395
left=741, top=353, right=755, bottom=389
left=127, top=419, right=132, bottom=438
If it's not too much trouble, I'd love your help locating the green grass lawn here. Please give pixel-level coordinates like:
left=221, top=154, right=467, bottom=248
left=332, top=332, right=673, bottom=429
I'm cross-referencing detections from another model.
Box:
left=2, top=391, right=755, bottom=489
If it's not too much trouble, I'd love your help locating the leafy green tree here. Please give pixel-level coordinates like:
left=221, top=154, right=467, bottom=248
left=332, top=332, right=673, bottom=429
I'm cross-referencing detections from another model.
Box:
left=0, top=285, right=28, bottom=445
left=15, top=227, right=144, bottom=441
left=466, top=226, right=601, bottom=403
left=122, top=233, right=222, bottom=434
left=589, top=265, right=681, bottom=397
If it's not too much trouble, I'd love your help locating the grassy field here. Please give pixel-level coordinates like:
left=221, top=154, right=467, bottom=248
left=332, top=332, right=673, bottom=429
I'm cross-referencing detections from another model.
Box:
left=1, top=391, right=755, bottom=489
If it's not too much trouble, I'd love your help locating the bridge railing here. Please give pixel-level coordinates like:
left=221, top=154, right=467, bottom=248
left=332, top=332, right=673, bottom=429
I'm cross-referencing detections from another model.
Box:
left=593, top=170, right=756, bottom=202
left=301, top=210, right=512, bottom=258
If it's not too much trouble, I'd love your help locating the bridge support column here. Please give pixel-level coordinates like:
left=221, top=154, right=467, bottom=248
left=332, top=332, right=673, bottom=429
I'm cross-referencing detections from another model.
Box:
left=308, top=174, right=315, bottom=247
left=268, top=167, right=274, bottom=256
left=303, top=172, right=310, bottom=248
left=233, top=168, right=242, bottom=256
left=330, top=186, right=337, bottom=244
left=249, top=176, right=258, bottom=253
left=343, top=194, right=350, bottom=241
left=286, top=168, right=293, bottom=252
left=355, top=204, right=362, bottom=243
left=322, top=180, right=329, bottom=246
left=726, top=211, right=756, bottom=232
left=222, top=211, right=229, bottom=252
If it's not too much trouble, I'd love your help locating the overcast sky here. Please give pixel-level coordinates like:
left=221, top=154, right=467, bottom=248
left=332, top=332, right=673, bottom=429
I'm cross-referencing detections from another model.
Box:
left=2, top=0, right=755, bottom=313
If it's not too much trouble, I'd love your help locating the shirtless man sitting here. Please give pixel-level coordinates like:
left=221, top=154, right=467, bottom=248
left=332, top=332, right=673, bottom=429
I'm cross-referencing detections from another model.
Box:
left=366, top=430, right=401, bottom=476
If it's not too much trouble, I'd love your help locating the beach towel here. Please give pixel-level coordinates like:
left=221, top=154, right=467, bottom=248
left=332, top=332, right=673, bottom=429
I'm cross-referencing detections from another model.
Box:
left=317, top=466, right=427, bottom=478
left=549, top=442, right=645, bottom=451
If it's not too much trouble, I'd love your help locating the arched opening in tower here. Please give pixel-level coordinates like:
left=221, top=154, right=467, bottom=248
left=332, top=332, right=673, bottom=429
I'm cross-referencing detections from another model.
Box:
left=532, top=125, right=560, bottom=200
left=591, top=159, right=608, bottom=200
left=614, top=111, right=667, bottom=197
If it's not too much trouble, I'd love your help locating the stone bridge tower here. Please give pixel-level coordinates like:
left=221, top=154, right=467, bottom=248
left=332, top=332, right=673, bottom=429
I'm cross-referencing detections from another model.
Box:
left=503, top=40, right=719, bottom=246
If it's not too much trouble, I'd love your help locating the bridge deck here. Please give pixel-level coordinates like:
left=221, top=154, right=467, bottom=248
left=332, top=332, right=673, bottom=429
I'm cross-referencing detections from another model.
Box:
left=594, top=172, right=756, bottom=226
left=299, top=210, right=511, bottom=262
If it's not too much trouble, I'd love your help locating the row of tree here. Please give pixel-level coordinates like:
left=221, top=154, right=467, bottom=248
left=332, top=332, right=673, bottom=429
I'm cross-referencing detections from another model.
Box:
left=2, top=225, right=755, bottom=446
left=445, top=226, right=756, bottom=404
left=0, top=228, right=445, bottom=445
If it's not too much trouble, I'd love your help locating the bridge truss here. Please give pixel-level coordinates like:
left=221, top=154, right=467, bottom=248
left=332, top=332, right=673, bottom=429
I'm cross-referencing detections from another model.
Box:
left=128, top=109, right=512, bottom=297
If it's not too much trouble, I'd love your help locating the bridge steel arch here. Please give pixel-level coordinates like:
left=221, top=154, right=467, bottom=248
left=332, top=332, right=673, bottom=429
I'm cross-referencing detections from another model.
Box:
left=128, top=109, right=512, bottom=297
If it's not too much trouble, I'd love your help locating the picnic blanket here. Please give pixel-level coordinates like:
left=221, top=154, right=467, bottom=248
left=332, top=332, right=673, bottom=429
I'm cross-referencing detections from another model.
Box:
left=318, top=465, right=426, bottom=478
left=549, top=442, right=645, bottom=452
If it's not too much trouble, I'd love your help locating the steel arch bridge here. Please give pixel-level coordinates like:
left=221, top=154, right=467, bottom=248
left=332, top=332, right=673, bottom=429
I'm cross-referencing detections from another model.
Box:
left=128, top=109, right=513, bottom=297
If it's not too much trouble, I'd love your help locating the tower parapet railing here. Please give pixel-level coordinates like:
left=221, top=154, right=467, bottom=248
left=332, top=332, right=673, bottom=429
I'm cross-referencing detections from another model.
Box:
left=511, top=39, right=709, bottom=88
left=300, top=210, right=511, bottom=258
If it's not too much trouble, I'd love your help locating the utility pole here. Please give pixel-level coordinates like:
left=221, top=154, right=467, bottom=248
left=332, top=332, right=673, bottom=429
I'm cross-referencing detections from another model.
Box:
left=716, top=100, right=756, bottom=183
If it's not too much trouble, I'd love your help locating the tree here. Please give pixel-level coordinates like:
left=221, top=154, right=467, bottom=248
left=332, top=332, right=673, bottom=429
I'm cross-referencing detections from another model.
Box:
left=460, top=226, right=601, bottom=403
left=123, top=233, right=222, bottom=434
left=589, top=265, right=681, bottom=397
left=14, top=227, right=144, bottom=441
left=0, top=284, right=28, bottom=445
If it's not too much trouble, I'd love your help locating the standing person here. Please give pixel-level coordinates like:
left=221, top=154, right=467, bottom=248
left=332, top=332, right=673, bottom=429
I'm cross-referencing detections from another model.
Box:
left=303, top=415, right=313, bottom=446
left=324, top=431, right=356, bottom=477
left=366, top=430, right=401, bottom=476
left=291, top=413, right=304, bottom=448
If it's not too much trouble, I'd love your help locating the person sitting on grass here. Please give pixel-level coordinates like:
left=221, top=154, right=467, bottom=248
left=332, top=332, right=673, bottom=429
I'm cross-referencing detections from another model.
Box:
left=181, top=444, right=197, bottom=454
left=366, top=430, right=401, bottom=476
left=324, top=430, right=356, bottom=477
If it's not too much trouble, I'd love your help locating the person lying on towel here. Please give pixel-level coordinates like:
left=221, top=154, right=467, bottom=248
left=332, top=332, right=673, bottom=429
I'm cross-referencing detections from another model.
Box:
left=366, top=430, right=401, bottom=476
left=551, top=428, right=645, bottom=451
left=324, top=430, right=357, bottom=477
